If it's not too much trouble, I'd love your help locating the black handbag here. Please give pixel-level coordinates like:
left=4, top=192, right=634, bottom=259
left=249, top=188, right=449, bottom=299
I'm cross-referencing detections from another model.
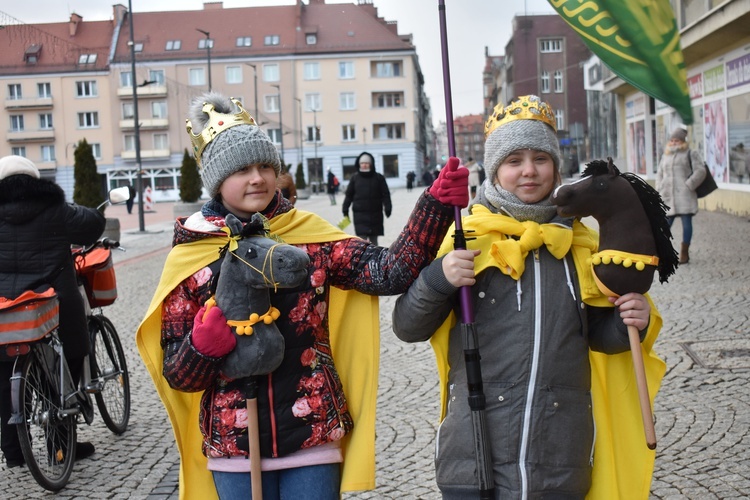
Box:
left=688, top=151, right=718, bottom=198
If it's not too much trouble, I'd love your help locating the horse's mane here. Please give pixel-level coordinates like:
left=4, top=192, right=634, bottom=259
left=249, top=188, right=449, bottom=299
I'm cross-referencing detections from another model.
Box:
left=582, top=160, right=679, bottom=283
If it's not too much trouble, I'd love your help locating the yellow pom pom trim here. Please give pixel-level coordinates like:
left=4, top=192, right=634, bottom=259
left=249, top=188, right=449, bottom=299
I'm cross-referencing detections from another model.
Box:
left=226, top=306, right=281, bottom=336
left=589, top=250, right=659, bottom=272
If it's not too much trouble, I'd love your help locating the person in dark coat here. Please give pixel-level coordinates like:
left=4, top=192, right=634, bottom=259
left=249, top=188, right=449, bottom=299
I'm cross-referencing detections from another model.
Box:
left=126, top=182, right=136, bottom=214
left=406, top=171, right=416, bottom=192
left=342, top=152, right=392, bottom=245
left=0, top=155, right=105, bottom=468
left=326, top=167, right=339, bottom=205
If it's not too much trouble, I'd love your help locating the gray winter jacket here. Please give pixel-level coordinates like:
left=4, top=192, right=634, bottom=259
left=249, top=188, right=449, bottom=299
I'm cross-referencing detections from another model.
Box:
left=655, top=146, right=706, bottom=216
left=392, top=216, right=638, bottom=498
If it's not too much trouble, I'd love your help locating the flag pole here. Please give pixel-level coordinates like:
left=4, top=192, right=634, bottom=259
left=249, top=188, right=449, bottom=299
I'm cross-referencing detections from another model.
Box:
left=438, top=1, right=493, bottom=498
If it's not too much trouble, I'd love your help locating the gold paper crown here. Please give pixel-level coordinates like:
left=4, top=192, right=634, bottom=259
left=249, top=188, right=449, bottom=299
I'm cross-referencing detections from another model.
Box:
left=484, top=95, right=556, bottom=138
left=186, top=97, right=257, bottom=165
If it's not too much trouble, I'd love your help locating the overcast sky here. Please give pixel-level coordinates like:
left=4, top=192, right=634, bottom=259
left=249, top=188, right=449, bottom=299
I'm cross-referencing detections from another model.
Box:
left=1, top=0, right=556, bottom=123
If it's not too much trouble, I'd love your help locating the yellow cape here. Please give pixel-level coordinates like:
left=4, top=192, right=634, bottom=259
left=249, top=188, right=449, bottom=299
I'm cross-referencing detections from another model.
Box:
left=430, top=211, right=665, bottom=499
left=136, top=209, right=379, bottom=499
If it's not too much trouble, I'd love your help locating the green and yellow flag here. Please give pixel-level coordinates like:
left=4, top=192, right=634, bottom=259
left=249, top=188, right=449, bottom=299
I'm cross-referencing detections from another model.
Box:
left=549, top=0, right=692, bottom=124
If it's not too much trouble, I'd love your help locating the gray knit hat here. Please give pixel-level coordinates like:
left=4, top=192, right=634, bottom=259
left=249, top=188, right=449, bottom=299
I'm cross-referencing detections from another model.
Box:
left=483, top=95, right=561, bottom=184
left=670, top=126, right=687, bottom=142
left=187, top=92, right=281, bottom=197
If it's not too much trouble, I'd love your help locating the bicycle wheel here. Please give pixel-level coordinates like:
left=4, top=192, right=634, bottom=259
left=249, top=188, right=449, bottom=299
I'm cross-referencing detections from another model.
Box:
left=89, top=315, right=130, bottom=434
left=16, top=347, right=77, bottom=491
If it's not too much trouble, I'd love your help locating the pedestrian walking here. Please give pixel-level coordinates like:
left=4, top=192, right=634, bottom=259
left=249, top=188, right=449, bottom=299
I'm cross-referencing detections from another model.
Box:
left=136, top=92, right=468, bottom=500
left=126, top=182, right=136, bottom=214
left=341, top=152, right=392, bottom=246
left=326, top=167, right=339, bottom=205
left=465, top=157, right=480, bottom=199
left=655, top=125, right=707, bottom=264
left=406, top=171, right=416, bottom=192
left=392, top=95, right=663, bottom=499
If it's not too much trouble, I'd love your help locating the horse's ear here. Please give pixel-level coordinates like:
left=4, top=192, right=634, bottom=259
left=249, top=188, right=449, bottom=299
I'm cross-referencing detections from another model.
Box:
left=242, top=213, right=270, bottom=237
left=606, top=157, right=621, bottom=176
left=225, top=214, right=243, bottom=236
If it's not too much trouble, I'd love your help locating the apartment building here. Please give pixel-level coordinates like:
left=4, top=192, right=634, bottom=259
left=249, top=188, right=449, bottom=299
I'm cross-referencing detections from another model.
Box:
left=1, top=0, right=431, bottom=202
left=605, top=0, right=750, bottom=216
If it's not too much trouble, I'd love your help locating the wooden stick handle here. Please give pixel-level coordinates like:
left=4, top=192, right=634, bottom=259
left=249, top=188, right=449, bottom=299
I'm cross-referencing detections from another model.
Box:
left=628, top=325, right=657, bottom=450
left=247, top=397, right=263, bottom=499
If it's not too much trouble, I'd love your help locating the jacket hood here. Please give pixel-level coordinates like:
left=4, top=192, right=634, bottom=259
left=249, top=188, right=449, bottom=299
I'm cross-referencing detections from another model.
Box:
left=355, top=151, right=376, bottom=178
left=0, top=175, right=66, bottom=224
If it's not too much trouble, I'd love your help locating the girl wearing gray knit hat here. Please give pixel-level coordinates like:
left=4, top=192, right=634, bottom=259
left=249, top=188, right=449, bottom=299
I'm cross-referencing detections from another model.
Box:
left=393, top=95, right=657, bottom=498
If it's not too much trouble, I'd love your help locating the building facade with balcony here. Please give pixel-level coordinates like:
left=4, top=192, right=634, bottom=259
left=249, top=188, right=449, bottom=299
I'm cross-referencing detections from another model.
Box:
left=0, top=0, right=432, bottom=202
left=604, top=0, right=750, bottom=216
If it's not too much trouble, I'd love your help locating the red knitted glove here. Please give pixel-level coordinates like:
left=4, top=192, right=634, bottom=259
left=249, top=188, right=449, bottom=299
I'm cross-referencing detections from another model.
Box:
left=429, top=157, right=469, bottom=207
left=191, top=305, right=237, bottom=358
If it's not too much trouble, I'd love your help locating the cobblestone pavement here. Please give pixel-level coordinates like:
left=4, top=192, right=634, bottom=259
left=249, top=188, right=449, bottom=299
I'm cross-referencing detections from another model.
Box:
left=1, top=188, right=749, bottom=499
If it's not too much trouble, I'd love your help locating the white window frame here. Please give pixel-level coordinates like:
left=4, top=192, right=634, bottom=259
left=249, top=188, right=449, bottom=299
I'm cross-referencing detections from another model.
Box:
left=374, top=61, right=401, bottom=78
left=374, top=123, right=404, bottom=140
left=555, top=109, right=565, bottom=131
left=541, top=71, right=550, bottom=93
left=226, top=66, right=242, bottom=84
left=554, top=70, right=563, bottom=93
left=198, top=38, right=214, bottom=50
left=339, top=92, right=355, bottom=110
left=8, top=84, right=22, bottom=99
left=305, top=93, right=321, bottom=113
left=122, top=102, right=134, bottom=119
left=339, top=61, right=354, bottom=79
left=304, top=62, right=320, bottom=80
left=374, top=92, right=403, bottom=108
left=11, top=146, right=26, bottom=157
left=124, top=134, right=136, bottom=151
left=37, top=82, right=51, bottom=98
left=151, top=101, right=167, bottom=119
left=189, top=68, right=206, bottom=86
left=236, top=36, right=252, bottom=47
left=78, top=54, right=97, bottom=64
left=306, top=126, right=321, bottom=143
left=76, top=80, right=98, bottom=97
left=265, top=95, right=280, bottom=113
left=149, top=69, right=165, bottom=85
left=154, top=133, right=169, bottom=150
left=264, top=35, right=280, bottom=46
left=342, top=124, right=356, bottom=141
left=78, top=112, right=99, bottom=129
left=165, top=40, right=181, bottom=51
left=306, top=34, right=317, bottom=45
left=263, top=64, right=280, bottom=82
left=267, top=128, right=282, bottom=144
left=39, top=113, right=53, bottom=130
left=120, top=71, right=132, bottom=88
left=540, top=39, right=562, bottom=53
left=41, top=145, right=55, bottom=162
left=10, top=115, right=24, bottom=132
left=91, top=143, right=102, bottom=160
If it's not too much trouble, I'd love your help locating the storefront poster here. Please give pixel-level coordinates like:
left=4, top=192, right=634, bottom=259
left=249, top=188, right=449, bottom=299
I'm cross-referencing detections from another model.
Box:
left=704, top=100, right=728, bottom=182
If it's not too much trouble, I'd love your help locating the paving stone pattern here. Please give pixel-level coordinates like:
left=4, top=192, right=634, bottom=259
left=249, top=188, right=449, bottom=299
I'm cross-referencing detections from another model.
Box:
left=1, top=188, right=748, bottom=499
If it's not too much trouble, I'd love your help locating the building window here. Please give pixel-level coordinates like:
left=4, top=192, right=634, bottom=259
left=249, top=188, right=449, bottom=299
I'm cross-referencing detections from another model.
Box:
left=11, top=147, right=26, bottom=157
left=152, top=101, right=167, bottom=119
left=78, top=112, right=99, bottom=128
left=554, top=70, right=563, bottom=93
left=342, top=124, right=356, bottom=141
left=41, top=145, right=55, bottom=162
left=165, top=40, right=181, bottom=51
left=189, top=68, right=206, bottom=86
left=540, top=39, right=562, bottom=53
left=78, top=53, right=97, bottom=64
left=342, top=156, right=358, bottom=180
left=154, top=133, right=169, bottom=150
left=541, top=71, right=550, bottom=93
left=305, top=93, right=321, bottom=112
left=226, top=66, right=242, bottom=84
left=374, top=123, right=404, bottom=140
left=263, top=64, right=280, bottom=82
left=306, top=34, right=317, bottom=45
left=372, top=61, right=401, bottom=77
left=236, top=36, right=252, bottom=47
left=306, top=125, right=321, bottom=143
left=91, top=143, right=102, bottom=159
left=339, top=61, right=354, bottom=79
left=268, top=128, right=282, bottom=144
left=149, top=69, right=165, bottom=85
left=122, top=102, right=134, bottom=119
left=304, top=62, right=320, bottom=80
left=76, top=81, right=98, bottom=97
left=264, top=35, right=280, bottom=46
left=120, top=71, right=132, bottom=88
left=8, top=84, right=22, bottom=99
left=555, top=109, right=565, bottom=131
left=198, top=38, right=213, bottom=50
left=373, top=92, right=403, bottom=108
left=134, top=43, right=143, bottom=52
left=340, top=92, right=355, bottom=110
left=10, top=115, right=24, bottom=132
left=265, top=95, right=280, bottom=113
left=37, top=82, right=51, bottom=98
left=39, top=113, right=53, bottom=130
left=124, top=135, right=136, bottom=151
left=383, top=154, right=399, bottom=178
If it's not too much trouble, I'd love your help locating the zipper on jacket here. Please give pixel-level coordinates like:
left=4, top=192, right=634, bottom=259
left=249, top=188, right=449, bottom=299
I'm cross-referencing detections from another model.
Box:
left=518, top=250, right=542, bottom=500
left=268, top=373, right=278, bottom=457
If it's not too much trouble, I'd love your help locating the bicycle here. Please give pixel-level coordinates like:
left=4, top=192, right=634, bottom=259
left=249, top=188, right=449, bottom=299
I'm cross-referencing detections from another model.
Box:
left=0, top=191, right=131, bottom=491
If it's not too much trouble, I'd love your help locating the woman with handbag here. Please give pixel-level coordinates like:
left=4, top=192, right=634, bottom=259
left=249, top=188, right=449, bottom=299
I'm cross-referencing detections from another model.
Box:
left=655, top=126, right=707, bottom=264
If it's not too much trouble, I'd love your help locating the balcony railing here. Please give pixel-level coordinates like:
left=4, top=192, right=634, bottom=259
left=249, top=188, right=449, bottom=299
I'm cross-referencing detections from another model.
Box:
left=5, top=97, right=53, bottom=110
left=7, top=129, right=55, bottom=142
left=116, top=85, right=168, bottom=99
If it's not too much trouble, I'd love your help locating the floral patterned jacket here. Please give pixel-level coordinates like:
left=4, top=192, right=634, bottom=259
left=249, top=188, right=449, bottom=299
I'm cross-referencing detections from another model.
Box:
left=160, top=191, right=453, bottom=459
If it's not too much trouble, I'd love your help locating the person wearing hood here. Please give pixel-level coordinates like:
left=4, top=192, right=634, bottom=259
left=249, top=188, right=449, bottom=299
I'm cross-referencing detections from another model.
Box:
left=341, top=152, right=392, bottom=245
left=392, top=95, right=664, bottom=499
left=136, top=92, right=469, bottom=499
left=0, top=155, right=104, bottom=468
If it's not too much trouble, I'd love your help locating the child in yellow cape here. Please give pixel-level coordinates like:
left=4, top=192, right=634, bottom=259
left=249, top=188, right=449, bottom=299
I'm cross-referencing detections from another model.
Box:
left=392, top=95, right=665, bottom=499
left=136, top=92, right=468, bottom=499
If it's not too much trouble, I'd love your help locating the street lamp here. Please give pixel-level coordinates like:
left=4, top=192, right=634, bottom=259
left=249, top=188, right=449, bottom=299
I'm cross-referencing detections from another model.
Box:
left=294, top=97, right=303, bottom=172
left=271, top=83, right=284, bottom=167
left=246, top=63, right=259, bottom=119
left=126, top=0, right=148, bottom=232
left=313, top=108, right=319, bottom=192
left=196, top=28, right=212, bottom=91
left=362, top=127, right=367, bottom=146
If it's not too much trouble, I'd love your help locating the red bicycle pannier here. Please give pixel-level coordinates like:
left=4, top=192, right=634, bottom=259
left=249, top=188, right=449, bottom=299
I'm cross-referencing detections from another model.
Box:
left=0, top=288, right=59, bottom=345
left=76, top=247, right=117, bottom=307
